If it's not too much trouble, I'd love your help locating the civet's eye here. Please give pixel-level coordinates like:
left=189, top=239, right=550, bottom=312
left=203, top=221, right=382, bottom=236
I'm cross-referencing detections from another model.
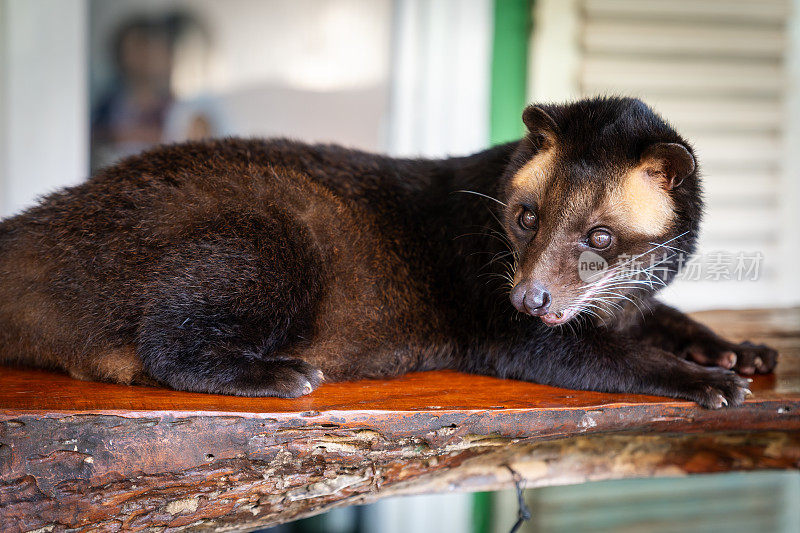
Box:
left=588, top=228, right=612, bottom=249
left=518, top=208, right=538, bottom=231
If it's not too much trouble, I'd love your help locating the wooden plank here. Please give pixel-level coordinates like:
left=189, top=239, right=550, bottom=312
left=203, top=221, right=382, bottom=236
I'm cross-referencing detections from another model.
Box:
left=0, top=308, right=797, bottom=531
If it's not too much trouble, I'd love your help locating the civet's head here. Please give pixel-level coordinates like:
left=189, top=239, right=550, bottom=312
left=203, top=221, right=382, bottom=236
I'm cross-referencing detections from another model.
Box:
left=502, top=97, right=702, bottom=326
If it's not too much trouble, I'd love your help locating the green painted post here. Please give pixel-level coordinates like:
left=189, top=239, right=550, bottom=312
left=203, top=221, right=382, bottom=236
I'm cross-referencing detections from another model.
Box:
left=489, top=0, right=532, bottom=146
left=471, top=491, right=494, bottom=533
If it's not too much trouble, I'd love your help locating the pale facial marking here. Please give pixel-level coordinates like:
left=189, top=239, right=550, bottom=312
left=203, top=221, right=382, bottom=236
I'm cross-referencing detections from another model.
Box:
left=608, top=167, right=675, bottom=237
left=511, top=148, right=556, bottom=195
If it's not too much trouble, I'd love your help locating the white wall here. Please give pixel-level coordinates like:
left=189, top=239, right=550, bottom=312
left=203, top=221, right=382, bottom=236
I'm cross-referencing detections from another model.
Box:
left=0, top=0, right=89, bottom=217
left=89, top=0, right=393, bottom=98
left=89, top=0, right=393, bottom=152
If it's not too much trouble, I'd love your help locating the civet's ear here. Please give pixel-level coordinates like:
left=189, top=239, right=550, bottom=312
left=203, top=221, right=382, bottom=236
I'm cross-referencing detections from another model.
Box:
left=522, top=106, right=559, bottom=149
left=522, top=106, right=559, bottom=134
left=640, top=142, right=696, bottom=190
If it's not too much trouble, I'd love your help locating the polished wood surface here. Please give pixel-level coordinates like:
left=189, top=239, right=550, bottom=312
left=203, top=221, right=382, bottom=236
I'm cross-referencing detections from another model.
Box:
left=0, top=307, right=797, bottom=414
left=1, top=307, right=798, bottom=532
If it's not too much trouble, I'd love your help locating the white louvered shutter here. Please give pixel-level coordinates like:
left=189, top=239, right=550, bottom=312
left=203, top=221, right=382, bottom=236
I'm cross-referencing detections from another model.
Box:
left=534, top=0, right=798, bottom=310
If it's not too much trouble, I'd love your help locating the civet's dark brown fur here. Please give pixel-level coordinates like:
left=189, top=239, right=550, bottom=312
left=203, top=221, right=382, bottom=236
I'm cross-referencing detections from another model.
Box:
left=0, top=97, right=777, bottom=407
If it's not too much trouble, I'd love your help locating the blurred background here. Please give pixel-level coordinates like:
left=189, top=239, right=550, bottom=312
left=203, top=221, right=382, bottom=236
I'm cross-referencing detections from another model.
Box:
left=1, top=0, right=799, bottom=531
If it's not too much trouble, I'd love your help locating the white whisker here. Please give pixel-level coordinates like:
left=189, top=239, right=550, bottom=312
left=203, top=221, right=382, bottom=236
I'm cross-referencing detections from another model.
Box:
left=453, top=189, right=507, bottom=207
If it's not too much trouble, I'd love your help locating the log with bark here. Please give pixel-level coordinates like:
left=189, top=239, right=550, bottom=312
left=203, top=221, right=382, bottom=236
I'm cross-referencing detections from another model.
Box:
left=0, top=308, right=798, bottom=532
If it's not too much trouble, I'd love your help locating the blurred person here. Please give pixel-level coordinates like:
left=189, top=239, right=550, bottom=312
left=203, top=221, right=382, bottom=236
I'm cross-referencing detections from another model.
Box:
left=91, top=13, right=194, bottom=169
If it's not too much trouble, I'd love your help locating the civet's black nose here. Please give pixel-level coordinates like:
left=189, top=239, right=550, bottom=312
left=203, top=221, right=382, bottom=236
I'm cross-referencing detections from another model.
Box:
left=510, top=281, right=551, bottom=316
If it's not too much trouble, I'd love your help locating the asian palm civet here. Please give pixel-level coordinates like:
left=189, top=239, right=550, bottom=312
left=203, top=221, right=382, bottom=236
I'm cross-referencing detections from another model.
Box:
left=0, top=97, right=778, bottom=408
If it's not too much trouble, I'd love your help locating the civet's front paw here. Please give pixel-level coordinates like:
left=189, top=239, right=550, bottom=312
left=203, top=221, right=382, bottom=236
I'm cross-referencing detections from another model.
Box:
left=679, top=365, right=751, bottom=409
